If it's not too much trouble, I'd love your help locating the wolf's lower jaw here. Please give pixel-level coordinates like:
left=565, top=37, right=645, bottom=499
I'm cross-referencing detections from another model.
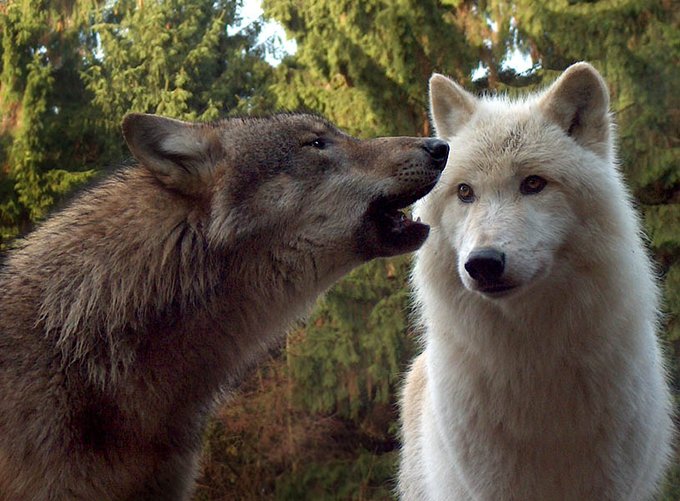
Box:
left=375, top=207, right=430, bottom=247
left=386, top=209, right=426, bottom=233
left=364, top=180, right=439, bottom=256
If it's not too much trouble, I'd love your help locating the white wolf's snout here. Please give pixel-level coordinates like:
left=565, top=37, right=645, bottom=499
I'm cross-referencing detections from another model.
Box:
left=455, top=208, right=557, bottom=299
left=462, top=247, right=514, bottom=296
left=459, top=243, right=553, bottom=298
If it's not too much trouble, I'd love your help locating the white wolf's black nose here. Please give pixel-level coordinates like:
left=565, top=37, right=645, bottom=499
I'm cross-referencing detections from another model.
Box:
left=465, top=248, right=505, bottom=283
left=422, top=139, right=449, bottom=170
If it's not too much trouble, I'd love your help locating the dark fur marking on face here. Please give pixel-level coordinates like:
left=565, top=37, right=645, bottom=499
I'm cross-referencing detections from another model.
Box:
left=500, top=124, right=526, bottom=154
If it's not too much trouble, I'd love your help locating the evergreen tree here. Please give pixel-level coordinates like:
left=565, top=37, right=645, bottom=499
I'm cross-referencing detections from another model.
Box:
left=0, top=0, right=102, bottom=244
left=86, top=0, right=274, bottom=132
left=0, top=0, right=274, bottom=247
left=288, top=257, right=413, bottom=420
left=263, top=0, right=479, bottom=137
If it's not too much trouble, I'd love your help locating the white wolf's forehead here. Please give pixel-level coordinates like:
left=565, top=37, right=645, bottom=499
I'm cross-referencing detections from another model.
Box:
left=450, top=105, right=557, bottom=174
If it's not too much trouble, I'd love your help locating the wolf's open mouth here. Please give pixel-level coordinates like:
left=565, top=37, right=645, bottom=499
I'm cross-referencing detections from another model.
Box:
left=359, top=182, right=437, bottom=258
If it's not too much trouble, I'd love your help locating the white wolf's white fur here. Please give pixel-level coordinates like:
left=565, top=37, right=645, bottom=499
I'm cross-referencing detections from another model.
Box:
left=399, top=63, right=674, bottom=500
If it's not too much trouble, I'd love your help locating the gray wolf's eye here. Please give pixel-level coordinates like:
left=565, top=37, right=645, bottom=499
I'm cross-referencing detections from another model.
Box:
left=457, top=183, right=475, bottom=203
left=311, top=138, right=326, bottom=149
left=520, top=175, right=547, bottom=195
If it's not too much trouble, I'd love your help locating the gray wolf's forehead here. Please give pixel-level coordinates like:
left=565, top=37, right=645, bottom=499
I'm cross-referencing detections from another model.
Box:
left=275, top=113, right=343, bottom=133
left=217, top=113, right=343, bottom=135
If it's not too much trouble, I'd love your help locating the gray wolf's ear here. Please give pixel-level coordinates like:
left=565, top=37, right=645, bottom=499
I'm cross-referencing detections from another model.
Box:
left=539, top=62, right=611, bottom=157
left=429, top=73, right=476, bottom=139
left=122, top=113, right=222, bottom=194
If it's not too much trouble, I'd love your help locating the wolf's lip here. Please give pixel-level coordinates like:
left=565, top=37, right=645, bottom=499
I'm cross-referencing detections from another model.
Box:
left=379, top=181, right=438, bottom=213
left=478, top=284, right=518, bottom=297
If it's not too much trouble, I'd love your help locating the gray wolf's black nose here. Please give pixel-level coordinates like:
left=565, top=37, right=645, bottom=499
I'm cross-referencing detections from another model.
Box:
left=422, top=138, right=449, bottom=169
left=465, top=248, right=505, bottom=283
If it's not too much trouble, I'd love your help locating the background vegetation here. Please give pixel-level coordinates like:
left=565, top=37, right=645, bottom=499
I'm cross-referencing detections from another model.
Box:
left=1, top=0, right=678, bottom=498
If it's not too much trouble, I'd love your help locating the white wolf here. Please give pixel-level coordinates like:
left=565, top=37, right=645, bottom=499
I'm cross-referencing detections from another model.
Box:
left=398, top=62, right=674, bottom=500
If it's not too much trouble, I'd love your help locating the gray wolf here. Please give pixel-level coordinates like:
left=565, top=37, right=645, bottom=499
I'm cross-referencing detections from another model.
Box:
left=399, top=63, right=673, bottom=500
left=0, top=112, right=448, bottom=500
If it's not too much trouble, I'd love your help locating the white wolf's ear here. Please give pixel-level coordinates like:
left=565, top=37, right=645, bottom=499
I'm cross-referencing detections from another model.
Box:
left=429, top=73, right=476, bottom=139
left=539, top=62, right=611, bottom=157
left=122, top=113, right=222, bottom=194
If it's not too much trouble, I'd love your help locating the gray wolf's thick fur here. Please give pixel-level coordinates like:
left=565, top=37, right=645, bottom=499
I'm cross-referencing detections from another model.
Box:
left=0, top=112, right=448, bottom=500
left=399, top=63, right=674, bottom=500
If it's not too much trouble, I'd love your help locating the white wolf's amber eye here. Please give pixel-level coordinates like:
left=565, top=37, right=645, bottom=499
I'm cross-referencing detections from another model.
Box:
left=457, top=183, right=475, bottom=203
left=520, top=175, right=547, bottom=195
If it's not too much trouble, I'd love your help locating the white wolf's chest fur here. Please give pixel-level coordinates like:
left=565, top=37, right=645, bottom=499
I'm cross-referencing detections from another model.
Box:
left=415, top=278, right=669, bottom=500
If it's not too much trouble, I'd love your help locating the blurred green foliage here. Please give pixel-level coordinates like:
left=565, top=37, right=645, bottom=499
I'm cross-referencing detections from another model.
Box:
left=0, top=0, right=273, bottom=245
